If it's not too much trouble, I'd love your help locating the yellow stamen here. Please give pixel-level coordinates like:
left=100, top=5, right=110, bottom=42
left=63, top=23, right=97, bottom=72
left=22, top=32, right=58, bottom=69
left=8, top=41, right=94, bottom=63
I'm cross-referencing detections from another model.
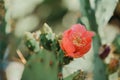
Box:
left=73, top=37, right=86, bottom=47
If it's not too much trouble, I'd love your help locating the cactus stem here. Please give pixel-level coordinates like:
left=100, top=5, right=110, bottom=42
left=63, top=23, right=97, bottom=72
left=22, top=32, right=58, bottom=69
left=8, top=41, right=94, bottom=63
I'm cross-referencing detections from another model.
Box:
left=58, top=72, right=63, bottom=80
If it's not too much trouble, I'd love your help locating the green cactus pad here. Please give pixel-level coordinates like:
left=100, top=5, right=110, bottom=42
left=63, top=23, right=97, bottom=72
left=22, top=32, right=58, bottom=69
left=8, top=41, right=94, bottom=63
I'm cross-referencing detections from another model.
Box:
left=21, top=49, right=59, bottom=80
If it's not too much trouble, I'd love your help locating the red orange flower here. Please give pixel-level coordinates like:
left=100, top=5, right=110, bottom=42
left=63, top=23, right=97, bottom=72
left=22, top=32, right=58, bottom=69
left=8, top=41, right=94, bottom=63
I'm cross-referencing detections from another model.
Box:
left=60, top=24, right=94, bottom=58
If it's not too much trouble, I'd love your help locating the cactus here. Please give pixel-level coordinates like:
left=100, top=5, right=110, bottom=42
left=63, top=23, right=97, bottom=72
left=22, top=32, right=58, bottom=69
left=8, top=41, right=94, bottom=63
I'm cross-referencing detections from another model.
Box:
left=21, top=23, right=88, bottom=80
left=21, top=49, right=59, bottom=80
left=78, top=0, right=118, bottom=80
left=21, top=23, right=64, bottom=80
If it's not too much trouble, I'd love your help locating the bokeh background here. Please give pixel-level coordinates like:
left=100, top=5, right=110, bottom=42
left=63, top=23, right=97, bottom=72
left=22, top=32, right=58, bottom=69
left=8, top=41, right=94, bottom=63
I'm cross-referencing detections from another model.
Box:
left=0, top=0, right=120, bottom=80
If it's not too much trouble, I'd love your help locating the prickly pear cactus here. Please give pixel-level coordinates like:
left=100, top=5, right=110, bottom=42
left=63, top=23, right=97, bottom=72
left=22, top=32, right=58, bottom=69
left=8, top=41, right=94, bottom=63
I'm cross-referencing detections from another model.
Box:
left=21, top=23, right=64, bottom=80
left=21, top=23, right=86, bottom=80
left=21, top=49, right=59, bottom=80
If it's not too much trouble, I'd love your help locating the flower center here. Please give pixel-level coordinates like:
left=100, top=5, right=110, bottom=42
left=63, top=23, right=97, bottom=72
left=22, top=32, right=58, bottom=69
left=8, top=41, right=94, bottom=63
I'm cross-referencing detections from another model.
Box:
left=73, top=37, right=82, bottom=46
left=72, top=35, right=86, bottom=47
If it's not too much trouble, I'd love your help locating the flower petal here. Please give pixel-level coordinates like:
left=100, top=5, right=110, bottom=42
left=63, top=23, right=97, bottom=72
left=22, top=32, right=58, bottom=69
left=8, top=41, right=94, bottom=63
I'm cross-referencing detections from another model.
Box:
left=73, top=43, right=91, bottom=58
left=82, top=31, right=95, bottom=38
left=71, top=24, right=86, bottom=34
left=62, top=30, right=76, bottom=54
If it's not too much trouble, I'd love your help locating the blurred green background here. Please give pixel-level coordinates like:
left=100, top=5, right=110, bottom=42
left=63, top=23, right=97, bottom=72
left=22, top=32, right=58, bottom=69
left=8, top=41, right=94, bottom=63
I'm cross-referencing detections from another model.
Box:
left=0, top=0, right=120, bottom=80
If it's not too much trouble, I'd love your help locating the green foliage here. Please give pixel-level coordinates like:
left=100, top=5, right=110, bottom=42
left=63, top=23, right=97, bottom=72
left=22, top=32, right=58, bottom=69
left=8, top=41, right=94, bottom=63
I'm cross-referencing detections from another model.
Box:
left=112, top=34, right=120, bottom=54
left=51, top=39, right=60, bottom=51
left=58, top=49, right=64, bottom=73
left=40, top=34, right=60, bottom=51
left=40, top=33, right=52, bottom=50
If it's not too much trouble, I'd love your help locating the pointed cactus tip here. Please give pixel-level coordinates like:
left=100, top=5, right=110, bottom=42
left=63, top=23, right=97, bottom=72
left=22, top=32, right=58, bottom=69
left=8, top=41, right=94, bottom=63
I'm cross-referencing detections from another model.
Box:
left=42, top=23, right=53, bottom=33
